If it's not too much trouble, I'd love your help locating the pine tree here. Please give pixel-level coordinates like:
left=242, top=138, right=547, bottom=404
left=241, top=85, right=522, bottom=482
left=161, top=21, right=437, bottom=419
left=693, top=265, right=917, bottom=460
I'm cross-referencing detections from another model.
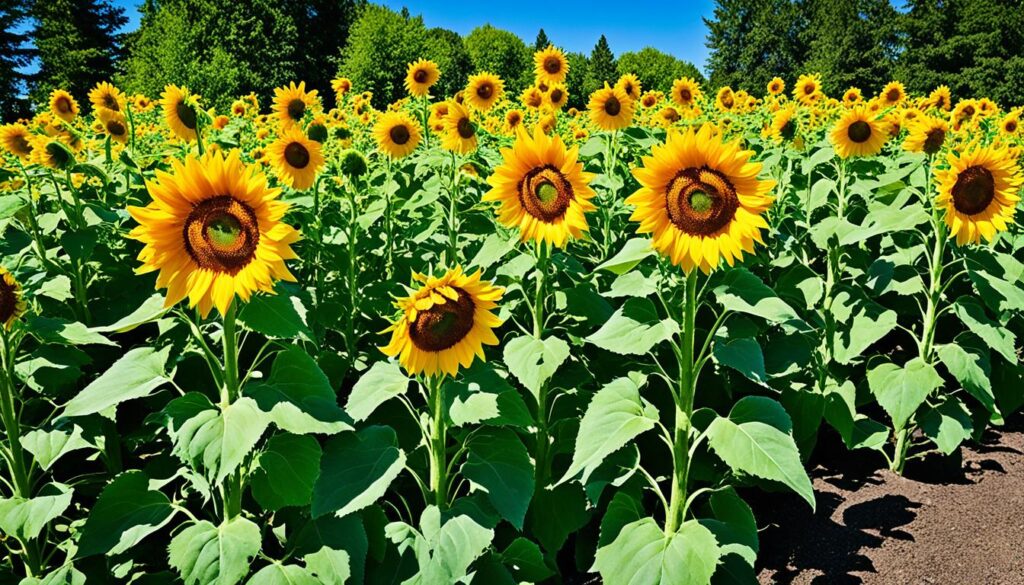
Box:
left=564, top=51, right=588, bottom=108
left=0, top=0, right=33, bottom=121
left=288, top=0, right=364, bottom=106
left=584, top=35, right=617, bottom=96
left=803, top=0, right=900, bottom=96
left=704, top=0, right=807, bottom=92
left=534, top=28, right=550, bottom=51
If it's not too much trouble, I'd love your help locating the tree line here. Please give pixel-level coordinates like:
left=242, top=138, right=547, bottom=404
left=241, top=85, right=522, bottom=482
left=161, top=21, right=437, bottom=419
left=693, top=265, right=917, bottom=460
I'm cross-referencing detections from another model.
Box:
left=1, top=0, right=1022, bottom=122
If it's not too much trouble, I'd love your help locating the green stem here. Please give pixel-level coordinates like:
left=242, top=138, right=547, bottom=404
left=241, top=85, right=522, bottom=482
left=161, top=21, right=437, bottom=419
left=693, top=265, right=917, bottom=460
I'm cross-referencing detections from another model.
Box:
left=891, top=427, right=910, bottom=474
left=533, top=240, right=550, bottom=486
left=221, top=302, right=242, bottom=520
left=448, top=153, right=460, bottom=265
left=15, top=162, right=53, bottom=271
left=665, top=270, right=698, bottom=534
left=346, top=179, right=359, bottom=370
left=428, top=376, right=448, bottom=509
left=384, top=159, right=394, bottom=276
left=0, top=329, right=30, bottom=499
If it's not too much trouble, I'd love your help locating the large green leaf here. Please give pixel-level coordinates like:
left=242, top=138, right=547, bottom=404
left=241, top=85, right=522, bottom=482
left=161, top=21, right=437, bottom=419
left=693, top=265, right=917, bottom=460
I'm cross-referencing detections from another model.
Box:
left=303, top=547, right=351, bottom=585
left=867, top=358, right=943, bottom=431
left=245, top=564, right=318, bottom=585
left=822, top=380, right=889, bottom=451
left=61, top=346, right=172, bottom=419
left=168, top=517, right=262, bottom=585
left=502, top=335, right=570, bottom=399
left=92, top=294, right=167, bottom=333
left=500, top=538, right=553, bottom=582
left=592, top=518, right=721, bottom=585
left=597, top=237, right=655, bottom=274
left=0, top=483, right=73, bottom=541
left=447, top=363, right=532, bottom=428
left=586, top=298, right=679, bottom=355
left=312, top=426, right=405, bottom=519
left=29, top=317, right=115, bottom=347
left=936, top=340, right=1000, bottom=422
left=920, top=398, right=973, bottom=455
left=461, top=428, right=534, bottom=529
left=246, top=348, right=352, bottom=435
left=345, top=361, right=410, bottom=422
left=953, top=297, right=1017, bottom=364
left=830, top=289, right=898, bottom=364
left=20, top=425, right=90, bottom=470
left=386, top=507, right=493, bottom=585
left=239, top=286, right=312, bottom=341
left=250, top=433, right=321, bottom=512
left=713, top=268, right=799, bottom=324
left=78, top=471, right=175, bottom=557
left=171, top=397, right=269, bottom=485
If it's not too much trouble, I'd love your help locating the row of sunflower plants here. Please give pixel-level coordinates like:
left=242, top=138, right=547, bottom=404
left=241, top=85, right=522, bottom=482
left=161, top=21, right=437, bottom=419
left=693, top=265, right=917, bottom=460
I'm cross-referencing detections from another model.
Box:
left=0, top=47, right=1022, bottom=585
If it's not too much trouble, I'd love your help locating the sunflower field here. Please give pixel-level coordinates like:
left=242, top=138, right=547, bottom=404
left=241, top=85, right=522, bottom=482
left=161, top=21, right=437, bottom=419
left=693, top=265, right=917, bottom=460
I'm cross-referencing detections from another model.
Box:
left=1, top=47, right=1023, bottom=585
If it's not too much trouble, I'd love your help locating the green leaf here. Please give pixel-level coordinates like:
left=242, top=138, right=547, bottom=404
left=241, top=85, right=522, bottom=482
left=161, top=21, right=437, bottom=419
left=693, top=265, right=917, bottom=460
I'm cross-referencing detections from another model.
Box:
left=62, top=346, right=173, bottom=419
left=604, top=271, right=658, bottom=298
left=345, top=361, right=410, bottom=422
left=29, top=316, right=116, bottom=346
left=830, top=289, right=898, bottom=364
left=239, top=286, right=313, bottom=340
left=526, top=483, right=589, bottom=553
left=713, top=335, right=767, bottom=385
left=586, top=298, right=679, bottom=355
left=247, top=348, right=352, bottom=435
left=597, top=237, right=655, bottom=274
left=598, top=489, right=644, bottom=547
left=448, top=363, right=532, bottom=428
left=867, top=358, right=944, bottom=431
left=245, top=563, right=319, bottom=585
left=592, top=518, right=722, bottom=585
left=77, top=471, right=175, bottom=557
left=303, top=547, right=350, bottom=585
left=92, top=294, right=167, bottom=333
left=386, top=507, right=494, bottom=585
left=822, top=380, right=889, bottom=451
left=502, top=335, right=570, bottom=399
left=557, top=374, right=658, bottom=486
left=920, top=398, right=973, bottom=455
left=500, top=538, right=552, bottom=582
left=168, top=517, right=262, bottom=585
left=251, top=434, right=321, bottom=512
left=20, top=425, right=90, bottom=471
left=936, top=340, right=999, bottom=422
left=0, top=483, right=73, bottom=541
left=953, top=297, right=1017, bottom=364
left=461, top=428, right=534, bottom=529
left=713, top=268, right=799, bottom=324
left=172, top=397, right=269, bottom=485
left=312, top=426, right=405, bottom=519
left=702, top=487, right=758, bottom=568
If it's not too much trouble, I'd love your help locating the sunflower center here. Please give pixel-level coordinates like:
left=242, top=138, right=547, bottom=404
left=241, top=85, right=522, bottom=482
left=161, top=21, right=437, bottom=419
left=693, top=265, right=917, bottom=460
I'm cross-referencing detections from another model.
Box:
left=287, top=99, right=306, bottom=121
left=952, top=165, right=996, bottom=215
left=183, top=196, right=260, bottom=274
left=518, top=165, right=574, bottom=223
left=1007, top=120, right=1018, bottom=133
left=679, top=88, right=691, bottom=102
left=887, top=89, right=901, bottom=102
left=390, top=124, right=411, bottom=145
left=13, top=135, right=30, bottom=154
left=414, top=69, right=429, bottom=84
left=803, top=83, right=815, bottom=94
left=107, top=120, right=126, bottom=136
left=477, top=83, right=493, bottom=100
left=457, top=117, right=475, bottom=139
left=103, top=94, right=119, bottom=111
left=665, top=167, right=740, bottom=236
left=176, top=102, right=197, bottom=130
left=551, top=88, right=564, bottom=103
left=847, top=120, right=872, bottom=143
left=56, top=97, right=72, bottom=113
left=604, top=96, right=621, bottom=116
left=408, top=288, right=476, bottom=352
left=923, top=128, right=945, bottom=154
left=284, top=142, right=310, bottom=168
left=528, top=92, right=543, bottom=108
left=544, top=56, right=561, bottom=74
left=0, top=277, right=16, bottom=324
left=721, top=94, right=734, bottom=108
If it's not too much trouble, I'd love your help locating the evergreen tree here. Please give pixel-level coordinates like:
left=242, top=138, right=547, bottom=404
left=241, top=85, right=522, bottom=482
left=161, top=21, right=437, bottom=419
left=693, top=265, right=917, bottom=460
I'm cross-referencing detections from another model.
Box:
left=463, top=24, right=532, bottom=94
left=803, top=0, right=900, bottom=96
left=0, top=0, right=33, bottom=121
left=617, top=47, right=704, bottom=94
left=339, top=4, right=428, bottom=108
left=534, top=28, right=550, bottom=51
left=564, top=51, right=589, bottom=108
left=29, top=0, right=127, bottom=107
left=704, top=0, right=806, bottom=92
left=423, top=27, right=473, bottom=99
left=287, top=0, right=364, bottom=106
left=584, top=35, right=617, bottom=96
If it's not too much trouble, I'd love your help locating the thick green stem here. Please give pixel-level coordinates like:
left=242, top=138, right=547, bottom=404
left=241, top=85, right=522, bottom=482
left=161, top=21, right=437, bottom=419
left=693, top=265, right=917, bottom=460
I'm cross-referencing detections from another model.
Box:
left=346, top=180, right=359, bottom=369
left=0, top=330, right=30, bottom=499
left=384, top=159, right=394, bottom=276
left=428, top=376, right=448, bottom=509
left=448, top=153, right=460, bottom=264
left=533, top=241, right=550, bottom=486
left=221, top=302, right=243, bottom=519
left=891, top=427, right=910, bottom=474
left=665, top=270, right=698, bottom=534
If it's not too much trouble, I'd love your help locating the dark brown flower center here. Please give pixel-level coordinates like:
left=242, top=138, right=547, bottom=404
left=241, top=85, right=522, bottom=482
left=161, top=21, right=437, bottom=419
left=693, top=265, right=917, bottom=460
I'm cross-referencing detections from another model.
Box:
left=284, top=142, right=310, bottom=168
left=457, top=117, right=475, bottom=139
left=665, top=167, right=740, bottom=236
left=847, top=120, right=872, bottom=143
left=390, top=124, right=411, bottom=145
left=507, top=112, right=521, bottom=126
left=678, top=88, right=691, bottom=103
left=0, top=276, right=17, bottom=324
left=604, top=96, right=621, bottom=116
left=544, top=56, right=561, bottom=74
left=662, top=108, right=680, bottom=122
left=176, top=102, right=197, bottom=130
left=886, top=88, right=901, bottom=102
left=287, top=99, right=306, bottom=121
left=183, top=196, right=260, bottom=274
left=803, top=83, right=815, bottom=95
left=107, top=120, right=126, bottom=136
left=56, top=97, right=72, bottom=113
left=952, top=165, right=995, bottom=215
left=1006, top=120, right=1018, bottom=133
left=528, top=92, right=542, bottom=108
left=550, top=89, right=564, bottom=103
left=721, top=94, right=734, bottom=108
left=414, top=69, right=429, bottom=84
left=12, top=134, right=31, bottom=155
left=518, top=165, right=574, bottom=223
left=476, top=82, right=493, bottom=100
left=103, top=94, right=119, bottom=111
left=923, top=128, right=945, bottom=154
left=409, top=288, right=475, bottom=351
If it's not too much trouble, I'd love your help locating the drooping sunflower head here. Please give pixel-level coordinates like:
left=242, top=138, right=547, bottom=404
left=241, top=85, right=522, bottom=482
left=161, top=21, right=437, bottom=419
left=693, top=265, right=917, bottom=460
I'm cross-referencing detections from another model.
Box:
left=521, top=86, right=545, bottom=110
left=441, top=101, right=478, bottom=154
left=658, top=106, right=681, bottom=126
left=49, top=90, right=79, bottom=123
left=935, top=142, right=1023, bottom=245
left=89, top=82, right=126, bottom=115
left=273, top=81, right=319, bottom=128
left=332, top=77, right=352, bottom=99
left=929, top=85, right=952, bottom=111
left=0, top=266, right=26, bottom=330
left=405, top=59, right=441, bottom=97
left=903, top=116, right=948, bottom=155
left=428, top=101, right=450, bottom=132
left=829, top=106, right=890, bottom=159
left=615, top=74, right=643, bottom=101
left=98, top=109, right=129, bottom=144
left=546, top=83, right=569, bottom=110
left=373, top=111, right=422, bottom=159
left=29, top=136, right=75, bottom=170
left=842, top=87, right=863, bottom=106
left=588, top=84, right=634, bottom=131
left=534, top=46, right=569, bottom=85
left=715, top=86, right=736, bottom=112
left=0, top=124, right=34, bottom=161
left=770, top=104, right=799, bottom=144
left=626, top=123, right=775, bottom=273
left=879, top=81, right=906, bottom=107
left=794, top=74, right=822, bottom=104
left=671, top=77, right=702, bottom=107
left=977, top=98, right=998, bottom=117
left=128, top=149, right=300, bottom=317
left=465, top=72, right=504, bottom=112
left=267, top=126, right=325, bottom=190
left=161, top=85, right=201, bottom=142
left=381, top=267, right=504, bottom=378
left=483, top=125, right=597, bottom=247
left=767, top=77, right=785, bottom=96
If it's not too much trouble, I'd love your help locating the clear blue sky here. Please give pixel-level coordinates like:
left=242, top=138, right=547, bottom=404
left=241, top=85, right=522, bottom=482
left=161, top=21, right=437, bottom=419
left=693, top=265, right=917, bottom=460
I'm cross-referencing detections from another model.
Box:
left=108, top=0, right=717, bottom=72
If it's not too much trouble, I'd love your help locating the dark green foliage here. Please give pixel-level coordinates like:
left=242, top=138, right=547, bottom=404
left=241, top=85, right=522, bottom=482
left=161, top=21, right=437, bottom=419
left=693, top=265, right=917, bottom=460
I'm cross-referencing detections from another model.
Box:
left=584, top=35, right=617, bottom=96
left=463, top=24, right=533, bottom=94
left=564, top=51, right=589, bottom=109
left=534, top=28, right=550, bottom=51
left=704, top=0, right=807, bottom=93
left=0, top=0, right=32, bottom=121
left=423, top=27, right=474, bottom=100
left=339, top=4, right=428, bottom=109
left=617, top=47, right=704, bottom=95
left=803, top=0, right=902, bottom=96
left=285, top=0, right=364, bottom=108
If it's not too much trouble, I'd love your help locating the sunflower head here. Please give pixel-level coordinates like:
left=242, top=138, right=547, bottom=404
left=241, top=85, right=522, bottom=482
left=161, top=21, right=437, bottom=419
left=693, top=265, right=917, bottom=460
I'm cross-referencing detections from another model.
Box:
left=794, top=74, right=822, bottom=105
left=465, top=72, right=504, bottom=112
left=615, top=74, right=643, bottom=101
left=767, top=77, right=785, bottom=96
left=879, top=81, right=906, bottom=107
left=641, top=91, right=662, bottom=108
left=30, top=136, right=75, bottom=170
left=546, top=83, right=569, bottom=110
left=428, top=101, right=450, bottom=132
left=504, top=109, right=524, bottom=131
left=99, top=109, right=129, bottom=144
left=0, top=124, right=34, bottom=160
left=273, top=81, right=319, bottom=128
left=521, top=86, right=545, bottom=110
left=339, top=149, right=368, bottom=178
left=405, top=59, right=441, bottom=97
left=842, top=88, right=863, bottom=106
left=588, top=84, right=634, bottom=131
left=935, top=142, right=1023, bottom=245
left=1000, top=113, right=1020, bottom=136
left=161, top=85, right=201, bottom=141
left=89, top=82, right=126, bottom=115
left=929, top=86, right=952, bottom=111
left=770, top=104, right=799, bottom=144
left=830, top=106, right=890, bottom=159
left=626, top=123, right=775, bottom=273
left=332, top=77, right=352, bottom=98
left=49, top=90, right=79, bottom=123
left=672, top=78, right=702, bottom=107
left=373, top=111, right=422, bottom=159
left=903, top=116, right=948, bottom=155
left=534, top=46, right=569, bottom=85
left=0, top=267, right=26, bottom=330
left=381, top=267, right=504, bottom=378
left=441, top=101, right=478, bottom=154
left=267, top=126, right=325, bottom=190
left=716, top=86, right=736, bottom=111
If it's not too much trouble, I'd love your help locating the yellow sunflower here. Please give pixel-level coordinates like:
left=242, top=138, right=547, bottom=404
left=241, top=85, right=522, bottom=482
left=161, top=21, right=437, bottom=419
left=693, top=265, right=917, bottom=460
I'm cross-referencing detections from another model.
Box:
left=615, top=74, right=642, bottom=101
left=935, top=142, right=1023, bottom=245
left=504, top=109, right=524, bottom=132
left=405, top=59, right=440, bottom=97
left=0, top=266, right=26, bottom=330
left=794, top=74, right=822, bottom=105
left=671, top=77, right=702, bottom=107
left=641, top=91, right=662, bottom=109
left=928, top=86, right=952, bottom=111
left=49, top=90, right=79, bottom=123
left=98, top=109, right=129, bottom=144
left=380, top=267, right=503, bottom=378
left=588, top=84, right=634, bottom=131
left=879, top=81, right=906, bottom=107
left=441, top=101, right=478, bottom=154
left=128, top=150, right=300, bottom=317
left=464, top=72, right=504, bottom=112
left=903, top=117, right=948, bottom=155
left=267, top=126, right=325, bottom=190
left=89, top=82, right=126, bottom=114
left=769, top=104, right=799, bottom=144
left=767, top=77, right=785, bottom=96
left=521, top=86, right=545, bottom=110
left=332, top=77, right=352, bottom=99
left=627, top=124, right=775, bottom=273
left=842, top=88, right=863, bottom=106
left=428, top=101, right=450, bottom=133
left=483, top=125, right=597, bottom=247
left=715, top=87, right=736, bottom=112
left=273, top=81, right=318, bottom=128
left=161, top=85, right=200, bottom=141
left=231, top=100, right=247, bottom=117
left=29, top=136, right=75, bottom=170
left=0, top=124, right=34, bottom=161
left=999, top=112, right=1020, bottom=137
left=830, top=106, right=890, bottom=159
left=546, top=84, right=569, bottom=110
left=534, top=46, right=569, bottom=85
left=373, top=111, right=422, bottom=159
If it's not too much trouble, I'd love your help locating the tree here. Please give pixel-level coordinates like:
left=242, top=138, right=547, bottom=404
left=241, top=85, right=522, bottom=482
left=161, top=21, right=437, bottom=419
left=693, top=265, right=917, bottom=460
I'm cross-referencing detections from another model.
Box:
left=584, top=35, right=617, bottom=96
left=617, top=47, right=704, bottom=94
left=0, top=0, right=33, bottom=121
left=423, top=27, right=473, bottom=99
left=704, top=0, right=807, bottom=93
left=339, top=4, right=428, bottom=108
left=463, top=24, right=532, bottom=94
left=803, top=0, right=901, bottom=96
left=286, top=0, right=364, bottom=107
left=564, top=51, right=589, bottom=109
left=29, top=0, right=127, bottom=108
left=534, top=28, right=550, bottom=51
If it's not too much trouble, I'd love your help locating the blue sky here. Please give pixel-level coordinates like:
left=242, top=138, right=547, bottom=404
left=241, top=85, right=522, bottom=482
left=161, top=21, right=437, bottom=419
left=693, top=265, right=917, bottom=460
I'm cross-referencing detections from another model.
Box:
left=108, top=0, right=717, bottom=71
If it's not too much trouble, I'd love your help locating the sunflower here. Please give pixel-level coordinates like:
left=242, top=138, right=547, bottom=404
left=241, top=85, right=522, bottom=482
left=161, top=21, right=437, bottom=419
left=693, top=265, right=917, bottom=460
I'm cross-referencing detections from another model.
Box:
left=373, top=111, right=422, bottom=159
left=99, top=109, right=129, bottom=144
left=769, top=104, right=799, bottom=144
left=0, top=124, right=34, bottom=160
left=715, top=87, right=736, bottom=112
left=672, top=77, right=702, bottom=107
left=89, top=82, right=126, bottom=114
left=842, top=88, right=863, bottom=106
left=0, top=267, right=26, bottom=330
left=903, top=117, right=948, bottom=155
left=830, top=106, right=889, bottom=159
left=161, top=85, right=200, bottom=141
left=483, top=125, right=597, bottom=247
left=794, top=74, right=822, bottom=105
left=231, top=100, right=247, bottom=117
left=588, top=84, right=634, bottom=131
left=879, top=81, right=906, bottom=107
left=464, top=72, right=504, bottom=112
left=267, top=126, right=325, bottom=190
left=546, top=84, right=569, bottom=110
left=380, top=267, right=503, bottom=378
left=935, top=142, right=1023, bottom=245
left=30, top=137, right=75, bottom=170
left=405, top=59, right=440, bottom=98
left=534, top=46, right=569, bottom=85
left=767, top=77, right=785, bottom=96
left=626, top=123, right=775, bottom=273
left=521, top=86, right=545, bottom=110
left=441, top=101, right=478, bottom=154
left=658, top=107, right=681, bottom=126
left=273, top=81, right=318, bottom=128
left=641, top=91, right=662, bottom=109
left=615, top=74, right=642, bottom=101
left=332, top=77, right=352, bottom=99
left=999, top=112, right=1020, bottom=136
left=928, top=86, right=952, bottom=111
left=504, top=109, right=524, bottom=132
left=428, top=101, right=450, bottom=132
left=49, top=90, right=79, bottom=123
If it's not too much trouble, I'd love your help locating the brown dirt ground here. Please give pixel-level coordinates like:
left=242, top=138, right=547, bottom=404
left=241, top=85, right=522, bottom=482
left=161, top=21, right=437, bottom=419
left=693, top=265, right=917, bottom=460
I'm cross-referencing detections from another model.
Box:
left=754, top=417, right=1024, bottom=585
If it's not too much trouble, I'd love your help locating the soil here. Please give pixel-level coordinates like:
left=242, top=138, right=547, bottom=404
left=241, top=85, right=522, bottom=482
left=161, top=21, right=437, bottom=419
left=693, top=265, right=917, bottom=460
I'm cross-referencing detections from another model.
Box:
left=754, top=416, right=1024, bottom=585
